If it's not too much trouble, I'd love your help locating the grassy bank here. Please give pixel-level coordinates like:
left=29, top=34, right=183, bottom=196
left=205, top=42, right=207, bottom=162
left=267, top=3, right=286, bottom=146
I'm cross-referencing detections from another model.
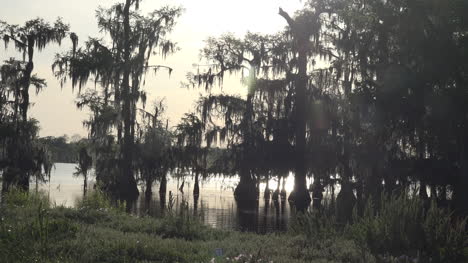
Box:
left=0, top=191, right=466, bottom=263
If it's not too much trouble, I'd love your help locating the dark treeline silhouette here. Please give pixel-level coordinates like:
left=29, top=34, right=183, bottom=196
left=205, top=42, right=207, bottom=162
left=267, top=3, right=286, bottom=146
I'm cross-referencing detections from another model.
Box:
left=1, top=0, right=468, bottom=221
left=187, top=0, right=468, bottom=217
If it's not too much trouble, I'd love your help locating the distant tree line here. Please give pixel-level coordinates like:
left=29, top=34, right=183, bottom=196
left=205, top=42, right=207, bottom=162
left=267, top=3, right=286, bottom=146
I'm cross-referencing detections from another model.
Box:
left=38, top=135, right=82, bottom=163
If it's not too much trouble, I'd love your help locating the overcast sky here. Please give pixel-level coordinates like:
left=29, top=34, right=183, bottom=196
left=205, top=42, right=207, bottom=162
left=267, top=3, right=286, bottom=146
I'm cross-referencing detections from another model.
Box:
left=0, top=0, right=304, bottom=138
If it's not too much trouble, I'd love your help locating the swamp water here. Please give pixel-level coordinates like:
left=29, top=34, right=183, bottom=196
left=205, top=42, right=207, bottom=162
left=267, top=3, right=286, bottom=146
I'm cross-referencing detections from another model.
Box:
left=34, top=163, right=324, bottom=233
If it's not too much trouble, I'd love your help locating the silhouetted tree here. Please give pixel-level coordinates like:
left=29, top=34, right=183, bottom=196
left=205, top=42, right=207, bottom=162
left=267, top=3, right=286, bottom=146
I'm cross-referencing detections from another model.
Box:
left=136, top=99, right=173, bottom=198
left=53, top=1, right=182, bottom=200
left=0, top=17, right=73, bottom=191
left=175, top=113, right=204, bottom=197
left=74, top=144, right=93, bottom=195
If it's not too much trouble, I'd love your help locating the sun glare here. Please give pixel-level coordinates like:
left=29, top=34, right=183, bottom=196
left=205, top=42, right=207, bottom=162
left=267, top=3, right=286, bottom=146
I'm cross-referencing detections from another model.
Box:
left=258, top=172, right=297, bottom=193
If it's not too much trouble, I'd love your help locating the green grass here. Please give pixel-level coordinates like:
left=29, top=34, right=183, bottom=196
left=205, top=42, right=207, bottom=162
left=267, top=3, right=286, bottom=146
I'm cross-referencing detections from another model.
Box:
left=0, top=190, right=466, bottom=263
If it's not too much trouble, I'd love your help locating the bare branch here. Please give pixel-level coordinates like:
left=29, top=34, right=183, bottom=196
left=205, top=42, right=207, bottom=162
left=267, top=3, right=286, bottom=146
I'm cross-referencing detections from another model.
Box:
left=278, top=8, right=295, bottom=28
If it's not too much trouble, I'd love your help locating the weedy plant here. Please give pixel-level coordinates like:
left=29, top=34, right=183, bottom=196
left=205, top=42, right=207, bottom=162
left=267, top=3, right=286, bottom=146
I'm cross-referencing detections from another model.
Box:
left=75, top=190, right=126, bottom=213
left=288, top=191, right=468, bottom=263
left=346, top=192, right=468, bottom=263
left=0, top=189, right=78, bottom=262
left=158, top=196, right=211, bottom=241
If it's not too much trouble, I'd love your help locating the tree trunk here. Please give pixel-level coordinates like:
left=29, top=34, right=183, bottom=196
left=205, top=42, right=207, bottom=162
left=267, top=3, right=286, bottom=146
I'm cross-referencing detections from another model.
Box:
left=454, top=130, right=468, bottom=215
left=83, top=174, right=88, bottom=196
left=272, top=174, right=280, bottom=201
left=18, top=171, right=30, bottom=192
left=235, top=94, right=257, bottom=201
left=21, top=36, right=34, bottom=122
left=336, top=181, right=356, bottom=223
left=118, top=0, right=139, bottom=201
left=311, top=179, right=323, bottom=210
left=430, top=185, right=437, bottom=200
left=15, top=37, right=36, bottom=191
left=193, top=193, right=199, bottom=213
left=193, top=171, right=200, bottom=197
left=280, top=176, right=287, bottom=200
left=419, top=181, right=428, bottom=200
left=159, top=174, right=167, bottom=212
left=288, top=41, right=311, bottom=210
left=264, top=173, right=270, bottom=200
left=234, top=167, right=257, bottom=202
left=159, top=174, right=167, bottom=195
left=145, top=177, right=152, bottom=197
left=279, top=8, right=311, bottom=210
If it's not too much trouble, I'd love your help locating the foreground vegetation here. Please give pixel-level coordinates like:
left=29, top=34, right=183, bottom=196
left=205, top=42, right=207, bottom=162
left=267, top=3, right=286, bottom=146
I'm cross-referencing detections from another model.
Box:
left=0, top=190, right=466, bottom=263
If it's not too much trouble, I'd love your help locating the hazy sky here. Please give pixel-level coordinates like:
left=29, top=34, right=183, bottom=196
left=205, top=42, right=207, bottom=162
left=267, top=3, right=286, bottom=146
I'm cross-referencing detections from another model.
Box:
left=0, top=0, right=304, bottom=138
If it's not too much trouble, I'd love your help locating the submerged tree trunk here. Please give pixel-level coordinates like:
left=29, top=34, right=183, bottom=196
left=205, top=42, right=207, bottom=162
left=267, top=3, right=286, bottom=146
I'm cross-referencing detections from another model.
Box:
left=279, top=8, right=311, bottom=210
left=336, top=181, right=356, bottom=223
left=83, top=174, right=88, bottom=196
left=145, top=176, right=152, bottom=197
left=272, top=174, right=281, bottom=201
left=330, top=183, right=336, bottom=213
left=311, top=179, right=323, bottom=210
left=430, top=185, right=437, bottom=200
left=193, top=171, right=200, bottom=197
left=264, top=174, right=270, bottom=200
left=280, top=176, right=287, bottom=200
left=193, top=193, right=199, bottom=213
left=419, top=181, right=428, bottom=200
left=235, top=93, right=257, bottom=202
left=159, top=174, right=167, bottom=195
left=355, top=179, right=363, bottom=216
left=288, top=41, right=311, bottom=210
left=17, top=170, right=30, bottom=192
left=234, top=167, right=257, bottom=202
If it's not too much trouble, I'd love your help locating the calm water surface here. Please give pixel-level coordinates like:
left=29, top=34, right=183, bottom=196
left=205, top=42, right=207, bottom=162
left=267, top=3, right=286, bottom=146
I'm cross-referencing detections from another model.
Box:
left=38, top=163, right=315, bottom=233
